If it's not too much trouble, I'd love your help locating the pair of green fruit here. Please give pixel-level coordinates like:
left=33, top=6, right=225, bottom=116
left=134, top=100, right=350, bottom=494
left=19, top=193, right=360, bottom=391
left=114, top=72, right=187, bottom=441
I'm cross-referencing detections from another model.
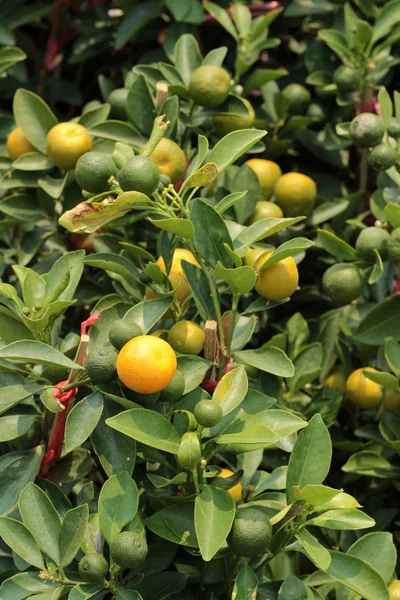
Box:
left=349, top=112, right=399, bottom=171
left=78, top=530, right=148, bottom=582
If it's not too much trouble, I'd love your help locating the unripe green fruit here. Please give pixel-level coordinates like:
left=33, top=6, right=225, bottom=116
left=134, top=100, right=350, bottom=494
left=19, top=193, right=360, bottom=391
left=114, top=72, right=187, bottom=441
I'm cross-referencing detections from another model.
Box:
left=322, top=263, right=365, bottom=305
left=110, top=531, right=148, bottom=569
left=78, top=553, right=108, bottom=582
left=349, top=113, right=385, bottom=148
left=194, top=400, right=223, bottom=427
left=356, top=226, right=390, bottom=262
left=333, top=66, right=361, bottom=93
left=368, top=144, right=397, bottom=171
left=388, top=228, right=400, bottom=263
left=228, top=507, right=272, bottom=557
left=109, top=320, right=142, bottom=350
left=177, top=432, right=201, bottom=470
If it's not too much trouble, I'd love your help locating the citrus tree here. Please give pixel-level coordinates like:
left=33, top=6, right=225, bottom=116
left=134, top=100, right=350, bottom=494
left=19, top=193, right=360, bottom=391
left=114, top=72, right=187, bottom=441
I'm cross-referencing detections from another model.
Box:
left=0, top=1, right=400, bottom=600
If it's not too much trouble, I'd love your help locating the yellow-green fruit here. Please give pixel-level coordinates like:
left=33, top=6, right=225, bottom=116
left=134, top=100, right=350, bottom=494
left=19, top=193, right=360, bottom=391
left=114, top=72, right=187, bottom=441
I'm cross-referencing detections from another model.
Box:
left=189, top=65, right=231, bottom=108
left=214, top=98, right=255, bottom=135
left=388, top=580, right=400, bottom=599
left=345, top=367, right=383, bottom=409
left=388, top=228, right=400, bottom=263
left=243, top=247, right=268, bottom=268
left=118, top=155, right=160, bottom=195
left=384, top=388, right=400, bottom=410
left=325, top=365, right=346, bottom=393
left=228, top=507, right=272, bottom=557
left=46, top=122, right=93, bottom=170
left=245, top=158, right=282, bottom=200
left=147, top=138, right=186, bottom=184
left=7, top=127, right=35, bottom=161
left=274, top=172, right=317, bottom=217
left=255, top=251, right=299, bottom=301
left=322, top=263, right=364, bottom=306
left=78, top=553, right=108, bottom=583
left=249, top=201, right=284, bottom=224
left=110, top=531, right=148, bottom=569
left=168, top=320, right=205, bottom=355
left=356, top=226, right=390, bottom=262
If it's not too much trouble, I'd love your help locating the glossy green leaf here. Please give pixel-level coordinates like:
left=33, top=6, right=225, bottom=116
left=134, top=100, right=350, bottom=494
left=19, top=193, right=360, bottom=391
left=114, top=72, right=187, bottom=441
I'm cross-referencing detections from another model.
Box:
left=106, top=408, right=181, bottom=454
left=12, top=153, right=52, bottom=171
left=258, top=238, right=315, bottom=270
left=126, top=75, right=155, bottom=136
left=59, top=504, right=89, bottom=567
left=19, top=483, right=61, bottom=564
left=0, top=572, right=58, bottom=600
left=234, top=217, right=304, bottom=251
left=287, top=343, right=323, bottom=393
left=324, top=549, right=389, bottom=600
left=306, top=509, right=375, bottom=530
left=207, top=129, right=267, bottom=173
left=286, top=414, right=332, bottom=503
left=317, top=229, right=357, bottom=260
left=195, top=486, right=235, bottom=561
left=64, top=392, right=104, bottom=453
left=191, top=198, right=233, bottom=268
left=204, top=1, right=238, bottom=39
left=0, top=414, right=38, bottom=442
left=384, top=202, right=400, bottom=228
left=149, top=218, right=194, bottom=240
left=181, top=261, right=217, bottom=321
left=0, top=341, right=82, bottom=370
left=354, top=296, right=400, bottom=345
left=0, top=517, right=44, bottom=569
left=145, top=501, right=198, bottom=547
left=88, top=121, right=145, bottom=148
left=173, top=34, right=202, bottom=86
left=213, top=366, right=248, bottom=415
left=98, top=471, right=138, bottom=543
left=177, top=355, right=212, bottom=394
left=121, top=298, right=173, bottom=333
left=296, top=528, right=331, bottom=571
left=13, top=89, right=58, bottom=154
left=214, top=262, right=256, bottom=294
left=232, top=563, right=258, bottom=599
left=278, top=575, right=308, bottom=600
left=363, top=369, right=398, bottom=389
left=385, top=340, right=400, bottom=377
left=0, top=447, right=43, bottom=516
left=235, top=346, right=294, bottom=377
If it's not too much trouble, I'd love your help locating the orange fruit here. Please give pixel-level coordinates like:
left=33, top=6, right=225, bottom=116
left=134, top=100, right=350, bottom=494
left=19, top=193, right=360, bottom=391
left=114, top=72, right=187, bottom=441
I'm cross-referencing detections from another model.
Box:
left=245, top=159, right=282, bottom=200
left=46, top=122, right=93, bottom=170
left=345, top=367, right=383, bottom=409
left=218, top=468, right=243, bottom=502
left=7, top=127, right=35, bottom=161
left=116, top=335, right=177, bottom=394
left=255, top=251, right=299, bottom=300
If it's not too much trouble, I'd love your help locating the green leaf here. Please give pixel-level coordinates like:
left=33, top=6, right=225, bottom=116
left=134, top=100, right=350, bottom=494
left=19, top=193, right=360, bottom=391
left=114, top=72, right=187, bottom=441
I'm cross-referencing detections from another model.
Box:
left=145, top=501, right=198, bottom=547
left=214, top=262, right=256, bottom=295
left=173, top=34, right=202, bottom=86
left=368, top=249, right=383, bottom=285
left=287, top=343, right=322, bottom=394
left=115, top=0, right=160, bottom=50
left=195, top=486, right=235, bottom=561
left=19, top=483, right=61, bottom=564
left=286, top=414, right=332, bottom=503
left=278, top=575, right=309, bottom=600
left=299, top=485, right=344, bottom=507
left=347, top=532, right=396, bottom=585
left=83, top=253, right=141, bottom=285
left=324, top=550, right=389, bottom=600
left=0, top=414, right=38, bottom=442
left=317, top=229, right=357, bottom=260
left=235, top=346, right=294, bottom=377
left=215, top=424, right=280, bottom=451
left=243, top=68, right=288, bottom=96
left=91, top=399, right=136, bottom=477
left=0, top=341, right=83, bottom=370
left=0, top=447, right=43, bottom=516
left=0, top=46, right=27, bottom=77
left=59, top=505, right=89, bottom=568
left=207, top=129, right=267, bottom=174
left=178, top=355, right=212, bottom=394
left=258, top=238, right=315, bottom=270
left=191, top=198, right=233, bottom=268
left=121, top=298, right=173, bottom=333
left=385, top=340, right=400, bottom=377
left=204, top=1, right=238, bottom=39
left=232, top=563, right=258, bottom=600
left=64, top=392, right=104, bottom=453
left=181, top=261, right=217, bottom=321
left=234, top=217, right=304, bottom=251
left=354, top=295, right=400, bottom=345
left=215, top=191, right=247, bottom=215
left=363, top=369, right=398, bottom=389
left=378, top=87, right=393, bottom=129
left=106, top=408, right=181, bottom=454
left=88, top=121, right=145, bottom=149
left=0, top=573, right=58, bottom=600
left=13, top=89, right=58, bottom=154
left=149, top=218, right=194, bottom=240
left=306, top=509, right=375, bottom=530
left=0, top=517, right=44, bottom=569
left=126, top=75, right=155, bottom=136
left=202, top=46, right=228, bottom=67
left=296, top=528, right=331, bottom=571
left=371, top=0, right=400, bottom=45
left=12, top=153, right=53, bottom=171
left=213, top=366, right=248, bottom=416
left=385, top=202, right=400, bottom=228
left=98, top=471, right=138, bottom=544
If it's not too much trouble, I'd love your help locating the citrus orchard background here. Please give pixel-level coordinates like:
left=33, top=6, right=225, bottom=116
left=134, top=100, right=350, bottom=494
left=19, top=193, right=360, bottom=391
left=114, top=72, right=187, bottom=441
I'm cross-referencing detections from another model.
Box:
left=0, top=1, right=400, bottom=599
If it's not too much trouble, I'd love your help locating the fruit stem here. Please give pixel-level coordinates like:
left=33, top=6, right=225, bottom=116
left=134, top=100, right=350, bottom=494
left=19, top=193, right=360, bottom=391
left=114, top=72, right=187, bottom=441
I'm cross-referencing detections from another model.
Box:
left=192, top=467, right=201, bottom=495
left=61, top=377, right=91, bottom=392
left=358, top=88, right=374, bottom=195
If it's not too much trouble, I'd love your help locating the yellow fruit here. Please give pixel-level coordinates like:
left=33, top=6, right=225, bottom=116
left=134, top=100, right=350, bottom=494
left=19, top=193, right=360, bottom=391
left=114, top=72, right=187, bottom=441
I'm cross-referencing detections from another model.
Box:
left=145, top=272, right=192, bottom=316
left=345, top=367, right=383, bottom=409
left=384, top=388, right=400, bottom=410
left=214, top=98, right=255, bottom=136
left=218, top=468, right=243, bottom=502
left=254, top=251, right=299, bottom=301
left=249, top=201, right=284, bottom=224
left=46, top=122, right=93, bottom=170
left=116, top=335, right=177, bottom=394
left=146, top=138, right=186, bottom=184
left=157, top=248, right=200, bottom=276
left=245, top=159, right=282, bottom=200
left=274, top=172, right=317, bottom=217
left=389, top=580, right=400, bottom=599
left=7, top=127, right=35, bottom=161
left=189, top=65, right=231, bottom=108
left=243, top=247, right=268, bottom=268
left=168, top=320, right=205, bottom=355
left=325, top=365, right=346, bottom=393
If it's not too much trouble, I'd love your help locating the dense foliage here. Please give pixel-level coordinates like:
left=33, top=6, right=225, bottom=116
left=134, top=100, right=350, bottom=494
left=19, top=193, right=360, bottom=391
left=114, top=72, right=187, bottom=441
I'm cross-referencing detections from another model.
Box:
left=0, top=1, right=400, bottom=599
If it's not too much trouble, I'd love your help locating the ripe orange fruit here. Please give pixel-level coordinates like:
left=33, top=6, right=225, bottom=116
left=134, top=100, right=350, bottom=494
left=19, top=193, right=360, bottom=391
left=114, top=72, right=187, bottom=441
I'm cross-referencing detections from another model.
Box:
left=218, top=468, right=243, bottom=502
left=245, top=159, right=282, bottom=200
left=7, top=127, right=35, bottom=161
left=146, top=138, right=186, bottom=184
left=274, top=172, right=317, bottom=217
left=254, top=251, right=299, bottom=300
left=116, top=335, right=177, bottom=394
left=46, top=122, right=93, bottom=170
left=345, top=367, right=383, bottom=409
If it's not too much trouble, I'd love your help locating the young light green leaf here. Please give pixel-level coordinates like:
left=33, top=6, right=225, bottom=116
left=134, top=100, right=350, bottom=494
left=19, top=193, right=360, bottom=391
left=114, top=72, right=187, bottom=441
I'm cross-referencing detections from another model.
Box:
left=213, top=366, right=248, bottom=416
left=306, top=509, right=375, bottom=530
